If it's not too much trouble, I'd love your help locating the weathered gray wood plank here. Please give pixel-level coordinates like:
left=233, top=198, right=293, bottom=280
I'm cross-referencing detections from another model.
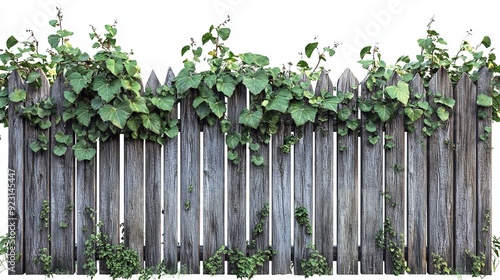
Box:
left=428, top=68, right=454, bottom=273
left=384, top=73, right=406, bottom=274
left=163, top=68, right=178, bottom=272
left=7, top=70, right=25, bottom=274
left=360, top=79, right=383, bottom=274
left=24, top=70, right=50, bottom=274
left=293, top=75, right=314, bottom=275
left=76, top=153, right=96, bottom=275
left=203, top=91, right=225, bottom=274
left=98, top=134, right=120, bottom=274
left=124, top=80, right=145, bottom=269
left=476, top=67, right=493, bottom=275
left=180, top=88, right=201, bottom=273
left=50, top=75, right=75, bottom=273
left=454, top=74, right=477, bottom=274
left=407, top=74, right=428, bottom=274
left=227, top=83, right=247, bottom=274
left=314, top=71, right=334, bottom=273
left=145, top=71, right=162, bottom=267
left=271, top=111, right=291, bottom=275
left=336, top=68, right=359, bottom=274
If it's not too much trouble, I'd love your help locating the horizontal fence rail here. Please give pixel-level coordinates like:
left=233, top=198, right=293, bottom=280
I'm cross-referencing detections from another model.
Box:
left=7, top=67, right=492, bottom=276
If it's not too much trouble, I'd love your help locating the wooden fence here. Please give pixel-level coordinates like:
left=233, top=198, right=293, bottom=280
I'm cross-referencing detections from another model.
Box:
left=7, top=67, right=493, bottom=276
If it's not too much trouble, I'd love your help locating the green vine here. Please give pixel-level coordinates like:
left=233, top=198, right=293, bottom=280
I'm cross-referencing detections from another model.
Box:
left=294, top=206, right=312, bottom=235
left=431, top=252, right=452, bottom=275
left=376, top=218, right=410, bottom=276
left=35, top=247, right=52, bottom=278
left=300, top=244, right=331, bottom=278
left=465, top=250, right=486, bottom=277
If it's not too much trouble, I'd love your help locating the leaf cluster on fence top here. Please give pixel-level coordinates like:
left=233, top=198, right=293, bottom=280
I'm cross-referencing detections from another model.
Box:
left=0, top=10, right=498, bottom=161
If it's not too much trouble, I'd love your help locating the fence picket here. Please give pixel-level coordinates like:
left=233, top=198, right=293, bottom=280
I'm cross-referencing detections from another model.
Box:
left=336, top=69, right=359, bottom=274
left=428, top=68, right=454, bottom=273
left=144, top=71, right=162, bottom=267
left=293, top=75, right=314, bottom=275
left=50, top=75, right=75, bottom=273
left=163, top=68, right=178, bottom=271
left=407, top=73, right=428, bottom=274
left=360, top=79, right=383, bottom=274
left=203, top=91, right=225, bottom=274
left=180, top=88, right=201, bottom=273
left=8, top=70, right=25, bottom=274
left=24, top=70, right=50, bottom=274
left=227, top=83, right=247, bottom=273
left=314, top=71, right=335, bottom=272
left=476, top=67, right=493, bottom=275
left=384, top=73, right=406, bottom=274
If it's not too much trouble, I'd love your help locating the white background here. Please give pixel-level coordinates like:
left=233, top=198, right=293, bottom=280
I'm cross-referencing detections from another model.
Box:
left=1, top=0, right=499, bottom=279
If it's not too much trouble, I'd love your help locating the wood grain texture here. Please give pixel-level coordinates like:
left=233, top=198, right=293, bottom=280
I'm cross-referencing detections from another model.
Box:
left=407, top=74, right=428, bottom=274
left=227, top=83, right=247, bottom=273
left=163, top=68, right=178, bottom=271
left=49, top=75, right=75, bottom=273
left=359, top=79, right=383, bottom=274
left=76, top=153, right=96, bottom=275
left=145, top=71, right=162, bottom=267
left=293, top=75, right=313, bottom=275
left=476, top=67, right=493, bottom=275
left=24, top=70, right=50, bottom=274
left=336, top=69, right=359, bottom=274
left=427, top=68, right=454, bottom=274
left=314, top=71, right=335, bottom=273
left=271, top=113, right=291, bottom=274
left=98, top=135, right=120, bottom=274
left=454, top=74, right=477, bottom=273
left=384, top=73, right=406, bottom=274
left=180, top=88, right=200, bottom=273
left=203, top=91, right=225, bottom=274
left=7, top=71, right=25, bottom=274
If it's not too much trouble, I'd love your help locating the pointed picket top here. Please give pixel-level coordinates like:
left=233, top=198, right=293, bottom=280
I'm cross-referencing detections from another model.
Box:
left=300, top=73, right=314, bottom=92
left=477, top=66, right=492, bottom=95
left=51, top=74, right=65, bottom=112
left=8, top=69, right=24, bottom=90
left=314, top=70, right=334, bottom=95
left=26, top=69, right=50, bottom=105
left=146, top=70, right=161, bottom=94
left=165, top=67, right=175, bottom=87
left=429, top=67, right=452, bottom=94
left=337, top=68, right=358, bottom=94
left=455, top=72, right=474, bottom=93
left=409, top=73, right=425, bottom=99
left=387, top=71, right=401, bottom=86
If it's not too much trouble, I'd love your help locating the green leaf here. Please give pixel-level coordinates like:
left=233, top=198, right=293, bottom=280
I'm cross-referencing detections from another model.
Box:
left=48, top=34, right=60, bottom=48
left=73, top=141, right=97, bottom=161
left=249, top=142, right=260, bottom=151
left=338, top=107, right=351, bottom=121
left=181, top=45, right=190, bottom=56
left=151, top=95, right=175, bottom=111
left=216, top=75, right=236, bottom=97
left=239, top=109, right=263, bottom=129
left=217, top=27, right=231, bottom=40
left=404, top=107, right=424, bottom=122
left=226, top=133, right=241, bottom=149
left=321, top=95, right=340, bottom=112
left=49, top=19, right=58, bottom=27
left=305, top=42, right=318, bottom=58
left=128, top=97, right=149, bottom=113
left=93, top=76, right=121, bottom=102
left=220, top=119, right=231, bottom=133
left=368, top=134, right=380, bottom=145
left=365, top=121, right=377, bottom=133
left=437, top=107, right=449, bottom=121
left=166, top=120, right=179, bottom=138
left=26, top=71, right=41, bottom=84
left=55, top=131, right=73, bottom=145
left=482, top=36, right=491, bottom=48
left=175, top=69, right=202, bottom=93
left=251, top=156, right=264, bottom=166
left=75, top=105, right=93, bottom=127
left=360, top=46, right=372, bottom=59
left=106, top=59, right=124, bottom=76
left=141, top=113, right=161, bottom=134
left=6, top=36, right=18, bottom=49
left=477, top=93, right=493, bottom=107
left=9, top=89, right=26, bottom=102
left=30, top=141, right=42, bottom=152
left=359, top=99, right=373, bottom=112
left=53, top=145, right=67, bottom=156
left=64, top=90, right=77, bottom=104
left=0, top=97, right=8, bottom=109
left=266, top=89, right=292, bottom=113
left=374, top=103, right=392, bottom=122
left=39, top=120, right=51, bottom=130
left=385, top=81, right=410, bottom=106
left=98, top=103, right=132, bottom=129
left=242, top=69, right=268, bottom=95
left=289, top=101, right=317, bottom=126
left=202, top=32, right=215, bottom=45
left=68, top=72, right=90, bottom=95
left=209, top=100, right=226, bottom=118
